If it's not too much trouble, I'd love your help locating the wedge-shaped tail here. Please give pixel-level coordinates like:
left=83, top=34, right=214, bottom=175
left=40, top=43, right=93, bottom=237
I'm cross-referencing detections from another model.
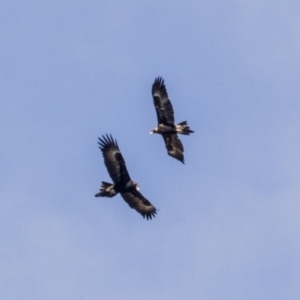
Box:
left=95, top=181, right=117, bottom=198
left=175, top=121, right=194, bottom=135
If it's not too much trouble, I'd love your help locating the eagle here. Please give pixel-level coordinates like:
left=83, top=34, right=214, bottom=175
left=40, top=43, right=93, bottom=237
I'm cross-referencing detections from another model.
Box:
left=150, top=77, right=194, bottom=163
left=95, top=134, right=157, bottom=220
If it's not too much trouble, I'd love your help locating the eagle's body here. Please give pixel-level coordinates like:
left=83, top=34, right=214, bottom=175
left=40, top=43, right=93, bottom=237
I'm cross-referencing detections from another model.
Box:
left=151, top=77, right=194, bottom=163
left=95, top=134, right=157, bottom=220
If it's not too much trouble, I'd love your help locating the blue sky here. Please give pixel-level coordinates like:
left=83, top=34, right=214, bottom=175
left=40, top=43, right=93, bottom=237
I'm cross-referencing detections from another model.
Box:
left=1, top=1, right=300, bottom=299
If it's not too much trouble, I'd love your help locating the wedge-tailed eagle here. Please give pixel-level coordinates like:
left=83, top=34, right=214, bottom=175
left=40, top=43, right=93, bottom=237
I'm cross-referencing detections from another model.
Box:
left=95, top=134, right=157, bottom=220
left=150, top=77, right=194, bottom=163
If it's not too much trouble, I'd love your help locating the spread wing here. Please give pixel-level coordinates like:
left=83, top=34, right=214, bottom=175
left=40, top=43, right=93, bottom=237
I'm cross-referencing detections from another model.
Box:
left=121, top=190, right=157, bottom=220
left=152, top=77, right=175, bottom=125
left=162, top=133, right=184, bottom=164
left=97, top=134, right=131, bottom=185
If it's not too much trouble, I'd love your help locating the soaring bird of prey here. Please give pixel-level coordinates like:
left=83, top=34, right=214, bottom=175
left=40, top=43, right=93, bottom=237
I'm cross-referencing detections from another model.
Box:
left=95, top=134, right=157, bottom=220
left=150, top=77, right=194, bottom=163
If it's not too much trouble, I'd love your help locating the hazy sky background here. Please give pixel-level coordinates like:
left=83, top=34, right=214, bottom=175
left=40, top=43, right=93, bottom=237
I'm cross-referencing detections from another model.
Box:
left=1, top=1, right=300, bottom=299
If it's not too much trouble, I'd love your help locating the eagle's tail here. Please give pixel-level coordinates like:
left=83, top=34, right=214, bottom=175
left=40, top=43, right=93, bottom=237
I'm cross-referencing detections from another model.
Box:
left=175, top=121, right=194, bottom=135
left=95, top=182, right=117, bottom=198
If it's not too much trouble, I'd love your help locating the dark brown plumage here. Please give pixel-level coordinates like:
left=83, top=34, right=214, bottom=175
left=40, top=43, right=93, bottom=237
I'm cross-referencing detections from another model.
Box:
left=150, top=77, right=194, bottom=163
left=95, top=134, right=157, bottom=220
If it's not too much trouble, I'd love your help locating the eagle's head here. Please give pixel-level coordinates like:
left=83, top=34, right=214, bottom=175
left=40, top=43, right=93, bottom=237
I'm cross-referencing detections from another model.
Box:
left=125, top=180, right=140, bottom=191
left=133, top=182, right=140, bottom=191
left=150, top=127, right=158, bottom=134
